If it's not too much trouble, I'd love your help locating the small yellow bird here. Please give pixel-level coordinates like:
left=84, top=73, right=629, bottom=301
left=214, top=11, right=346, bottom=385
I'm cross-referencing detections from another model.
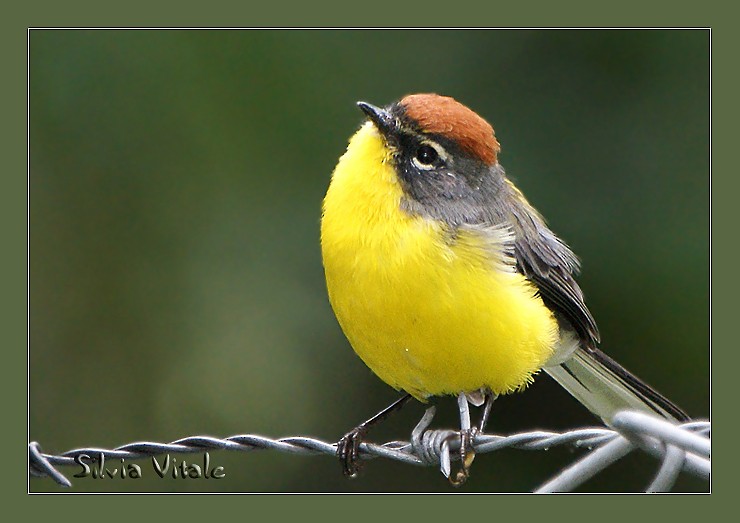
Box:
left=320, top=93, right=688, bottom=483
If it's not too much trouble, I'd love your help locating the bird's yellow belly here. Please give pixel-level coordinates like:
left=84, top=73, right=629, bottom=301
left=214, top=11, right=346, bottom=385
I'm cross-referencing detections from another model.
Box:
left=322, top=215, right=558, bottom=400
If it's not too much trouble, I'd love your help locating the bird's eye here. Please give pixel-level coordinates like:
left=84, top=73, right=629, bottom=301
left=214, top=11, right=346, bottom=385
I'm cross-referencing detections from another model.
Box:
left=415, top=144, right=439, bottom=166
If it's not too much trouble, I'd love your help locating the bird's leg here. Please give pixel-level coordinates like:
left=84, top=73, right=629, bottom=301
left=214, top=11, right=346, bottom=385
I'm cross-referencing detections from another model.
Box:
left=337, top=393, right=413, bottom=478
left=478, top=390, right=498, bottom=434
left=450, top=392, right=477, bottom=486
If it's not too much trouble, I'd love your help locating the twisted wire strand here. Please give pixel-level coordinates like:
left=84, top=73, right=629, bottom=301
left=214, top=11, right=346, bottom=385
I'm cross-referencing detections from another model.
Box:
left=29, top=411, right=710, bottom=491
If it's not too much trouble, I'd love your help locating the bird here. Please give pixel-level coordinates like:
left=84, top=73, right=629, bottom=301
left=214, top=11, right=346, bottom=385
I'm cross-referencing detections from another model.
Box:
left=320, top=93, right=688, bottom=484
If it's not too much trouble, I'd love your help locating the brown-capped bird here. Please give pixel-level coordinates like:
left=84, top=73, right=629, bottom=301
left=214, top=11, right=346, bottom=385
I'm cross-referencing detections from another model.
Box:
left=320, top=94, right=688, bottom=483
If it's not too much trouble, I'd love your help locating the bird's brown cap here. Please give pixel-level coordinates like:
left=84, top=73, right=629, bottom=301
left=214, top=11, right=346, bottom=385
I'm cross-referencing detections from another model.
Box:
left=400, top=93, right=500, bottom=165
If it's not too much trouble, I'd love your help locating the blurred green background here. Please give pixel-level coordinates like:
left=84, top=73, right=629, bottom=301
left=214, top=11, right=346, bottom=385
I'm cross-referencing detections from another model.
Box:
left=29, top=29, right=709, bottom=492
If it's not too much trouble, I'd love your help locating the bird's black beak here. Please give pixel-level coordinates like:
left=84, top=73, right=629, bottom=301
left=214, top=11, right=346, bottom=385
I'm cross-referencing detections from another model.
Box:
left=357, top=101, right=397, bottom=137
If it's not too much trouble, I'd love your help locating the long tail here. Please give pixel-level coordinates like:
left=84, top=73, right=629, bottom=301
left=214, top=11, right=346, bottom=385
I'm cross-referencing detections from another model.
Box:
left=544, top=347, right=689, bottom=423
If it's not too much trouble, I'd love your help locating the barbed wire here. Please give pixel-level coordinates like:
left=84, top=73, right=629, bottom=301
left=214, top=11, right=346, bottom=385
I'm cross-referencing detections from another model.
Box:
left=29, top=409, right=710, bottom=492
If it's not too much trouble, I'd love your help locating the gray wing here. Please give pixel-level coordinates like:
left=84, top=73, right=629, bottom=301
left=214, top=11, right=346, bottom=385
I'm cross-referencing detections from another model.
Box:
left=502, top=184, right=690, bottom=420
left=504, top=184, right=600, bottom=348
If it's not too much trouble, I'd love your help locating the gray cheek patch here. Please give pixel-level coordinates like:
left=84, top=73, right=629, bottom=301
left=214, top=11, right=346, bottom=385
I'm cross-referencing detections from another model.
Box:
left=397, top=161, right=509, bottom=230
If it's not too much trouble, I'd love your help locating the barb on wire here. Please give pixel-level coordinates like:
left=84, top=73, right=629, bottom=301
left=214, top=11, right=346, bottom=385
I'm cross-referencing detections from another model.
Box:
left=29, top=410, right=710, bottom=492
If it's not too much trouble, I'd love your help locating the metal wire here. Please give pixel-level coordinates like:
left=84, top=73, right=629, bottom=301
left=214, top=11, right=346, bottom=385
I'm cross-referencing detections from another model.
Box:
left=29, top=410, right=709, bottom=492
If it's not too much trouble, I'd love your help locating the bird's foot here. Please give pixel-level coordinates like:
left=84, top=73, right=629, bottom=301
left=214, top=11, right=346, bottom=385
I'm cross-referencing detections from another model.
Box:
left=336, top=425, right=368, bottom=478
left=336, top=394, right=413, bottom=478
left=449, top=427, right=477, bottom=486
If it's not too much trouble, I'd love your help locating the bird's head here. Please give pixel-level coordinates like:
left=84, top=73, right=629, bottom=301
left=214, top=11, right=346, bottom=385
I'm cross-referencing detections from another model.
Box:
left=345, top=93, right=507, bottom=225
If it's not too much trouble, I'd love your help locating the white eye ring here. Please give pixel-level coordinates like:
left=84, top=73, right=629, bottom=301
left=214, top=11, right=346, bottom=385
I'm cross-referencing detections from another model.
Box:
left=412, top=140, right=449, bottom=170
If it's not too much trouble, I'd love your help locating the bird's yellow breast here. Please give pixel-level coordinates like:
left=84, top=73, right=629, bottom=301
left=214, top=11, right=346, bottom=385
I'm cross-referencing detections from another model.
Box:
left=321, top=123, right=558, bottom=400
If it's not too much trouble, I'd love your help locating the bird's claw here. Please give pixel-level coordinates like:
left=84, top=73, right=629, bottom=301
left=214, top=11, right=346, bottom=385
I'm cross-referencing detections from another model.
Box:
left=449, top=427, right=477, bottom=487
left=337, top=426, right=367, bottom=478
